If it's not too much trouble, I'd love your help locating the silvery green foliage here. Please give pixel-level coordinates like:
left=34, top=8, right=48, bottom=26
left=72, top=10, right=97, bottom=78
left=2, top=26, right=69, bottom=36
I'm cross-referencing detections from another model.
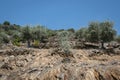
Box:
left=11, top=30, right=22, bottom=38
left=0, top=36, right=3, bottom=44
left=57, top=31, right=72, bottom=54
left=31, top=25, right=47, bottom=40
left=0, top=32, right=9, bottom=43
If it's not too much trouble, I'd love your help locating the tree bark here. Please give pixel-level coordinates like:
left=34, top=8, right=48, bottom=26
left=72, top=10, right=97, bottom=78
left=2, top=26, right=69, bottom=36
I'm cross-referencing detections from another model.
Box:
left=27, top=40, right=30, bottom=48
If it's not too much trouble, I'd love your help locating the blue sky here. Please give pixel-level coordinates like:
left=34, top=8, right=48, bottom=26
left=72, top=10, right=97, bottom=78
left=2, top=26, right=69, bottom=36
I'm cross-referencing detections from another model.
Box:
left=0, top=0, right=120, bottom=34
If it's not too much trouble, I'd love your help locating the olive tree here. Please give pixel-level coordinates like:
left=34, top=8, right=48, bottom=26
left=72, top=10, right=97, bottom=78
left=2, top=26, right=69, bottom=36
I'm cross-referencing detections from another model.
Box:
left=87, top=22, right=99, bottom=42
left=75, top=27, right=87, bottom=40
left=76, top=21, right=117, bottom=48
left=115, top=35, right=120, bottom=43
left=99, top=21, right=116, bottom=48
left=31, top=25, right=48, bottom=43
left=22, top=26, right=32, bottom=47
left=3, top=21, right=10, bottom=25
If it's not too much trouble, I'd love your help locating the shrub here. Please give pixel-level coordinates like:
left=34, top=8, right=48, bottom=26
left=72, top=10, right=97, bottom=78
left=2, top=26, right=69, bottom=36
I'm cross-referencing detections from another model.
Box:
left=52, top=31, right=73, bottom=57
left=0, top=32, right=9, bottom=43
left=33, top=40, right=40, bottom=48
left=12, top=38, right=20, bottom=46
left=0, top=36, right=3, bottom=45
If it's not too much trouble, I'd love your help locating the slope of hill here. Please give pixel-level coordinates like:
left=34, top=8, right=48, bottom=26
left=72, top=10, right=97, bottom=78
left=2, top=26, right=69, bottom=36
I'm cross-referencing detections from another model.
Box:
left=0, top=46, right=120, bottom=80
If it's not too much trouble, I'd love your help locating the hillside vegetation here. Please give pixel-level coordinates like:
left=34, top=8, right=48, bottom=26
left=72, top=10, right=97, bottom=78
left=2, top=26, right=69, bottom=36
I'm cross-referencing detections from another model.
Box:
left=0, top=20, right=120, bottom=48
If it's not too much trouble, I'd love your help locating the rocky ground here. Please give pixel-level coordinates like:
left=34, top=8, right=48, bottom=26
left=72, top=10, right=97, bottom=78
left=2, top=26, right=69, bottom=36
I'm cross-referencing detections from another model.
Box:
left=0, top=46, right=120, bottom=80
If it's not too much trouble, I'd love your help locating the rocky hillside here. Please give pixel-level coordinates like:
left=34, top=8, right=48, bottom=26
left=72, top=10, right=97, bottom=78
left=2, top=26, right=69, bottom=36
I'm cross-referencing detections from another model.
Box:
left=0, top=46, right=120, bottom=80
